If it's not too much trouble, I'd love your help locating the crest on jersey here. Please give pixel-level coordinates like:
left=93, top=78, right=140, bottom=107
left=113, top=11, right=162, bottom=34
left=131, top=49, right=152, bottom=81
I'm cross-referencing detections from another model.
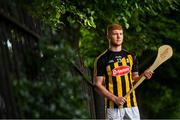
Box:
left=115, top=56, right=122, bottom=63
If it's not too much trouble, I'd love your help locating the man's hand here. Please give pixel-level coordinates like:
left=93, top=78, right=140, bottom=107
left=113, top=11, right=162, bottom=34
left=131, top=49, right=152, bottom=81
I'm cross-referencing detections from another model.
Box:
left=143, top=70, right=153, bottom=79
left=114, top=96, right=126, bottom=106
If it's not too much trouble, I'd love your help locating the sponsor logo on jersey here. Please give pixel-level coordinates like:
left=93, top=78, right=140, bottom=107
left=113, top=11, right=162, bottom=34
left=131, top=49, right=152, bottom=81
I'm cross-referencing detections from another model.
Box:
left=115, top=56, right=122, bottom=59
left=112, top=66, right=130, bottom=76
left=108, top=60, right=114, bottom=63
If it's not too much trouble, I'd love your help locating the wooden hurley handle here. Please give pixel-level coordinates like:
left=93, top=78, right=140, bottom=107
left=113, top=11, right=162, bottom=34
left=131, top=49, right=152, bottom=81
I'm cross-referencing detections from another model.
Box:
left=119, top=76, right=146, bottom=108
left=119, top=45, right=173, bottom=109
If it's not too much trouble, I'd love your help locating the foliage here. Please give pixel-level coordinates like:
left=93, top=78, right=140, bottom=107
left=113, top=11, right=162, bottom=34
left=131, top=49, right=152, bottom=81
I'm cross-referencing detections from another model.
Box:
left=78, top=0, right=180, bottom=68
left=11, top=0, right=180, bottom=118
left=139, top=66, right=180, bottom=118
left=13, top=77, right=89, bottom=118
left=13, top=32, right=90, bottom=118
left=27, top=0, right=96, bottom=29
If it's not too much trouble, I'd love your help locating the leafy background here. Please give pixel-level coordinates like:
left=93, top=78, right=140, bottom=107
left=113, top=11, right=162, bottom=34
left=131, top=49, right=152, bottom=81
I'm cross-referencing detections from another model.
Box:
left=2, top=0, right=180, bottom=118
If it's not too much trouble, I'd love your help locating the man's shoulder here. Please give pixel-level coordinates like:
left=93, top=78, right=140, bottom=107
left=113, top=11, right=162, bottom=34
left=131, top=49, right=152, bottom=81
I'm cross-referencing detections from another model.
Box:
left=122, top=49, right=135, bottom=56
left=96, top=49, right=109, bottom=60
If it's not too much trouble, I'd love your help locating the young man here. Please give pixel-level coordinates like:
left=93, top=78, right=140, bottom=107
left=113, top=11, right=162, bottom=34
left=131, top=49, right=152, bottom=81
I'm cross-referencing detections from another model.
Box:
left=94, top=23, right=153, bottom=119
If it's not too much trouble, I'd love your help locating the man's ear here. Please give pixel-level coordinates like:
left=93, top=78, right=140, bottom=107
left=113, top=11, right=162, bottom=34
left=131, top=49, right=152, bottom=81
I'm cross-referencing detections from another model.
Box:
left=107, top=33, right=110, bottom=40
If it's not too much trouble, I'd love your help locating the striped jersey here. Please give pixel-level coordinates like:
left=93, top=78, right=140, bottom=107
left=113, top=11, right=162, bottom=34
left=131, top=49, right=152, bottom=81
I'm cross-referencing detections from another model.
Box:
left=94, top=49, right=138, bottom=108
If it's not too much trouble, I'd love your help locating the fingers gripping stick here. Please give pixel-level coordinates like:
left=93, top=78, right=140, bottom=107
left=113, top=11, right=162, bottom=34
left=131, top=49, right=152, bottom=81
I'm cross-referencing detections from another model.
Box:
left=119, top=45, right=173, bottom=108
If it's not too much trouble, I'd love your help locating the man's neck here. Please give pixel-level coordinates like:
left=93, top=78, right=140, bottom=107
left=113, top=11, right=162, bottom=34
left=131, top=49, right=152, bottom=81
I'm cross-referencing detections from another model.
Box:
left=109, top=46, right=122, bottom=52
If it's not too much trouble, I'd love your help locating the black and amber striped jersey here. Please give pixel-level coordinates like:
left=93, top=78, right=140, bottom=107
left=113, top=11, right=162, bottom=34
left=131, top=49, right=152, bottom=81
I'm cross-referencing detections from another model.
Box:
left=94, top=49, right=139, bottom=108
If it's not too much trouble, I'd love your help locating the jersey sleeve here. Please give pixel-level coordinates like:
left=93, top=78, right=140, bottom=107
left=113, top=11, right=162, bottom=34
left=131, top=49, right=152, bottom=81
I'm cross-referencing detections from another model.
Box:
left=132, top=54, right=139, bottom=72
left=95, top=57, right=106, bottom=76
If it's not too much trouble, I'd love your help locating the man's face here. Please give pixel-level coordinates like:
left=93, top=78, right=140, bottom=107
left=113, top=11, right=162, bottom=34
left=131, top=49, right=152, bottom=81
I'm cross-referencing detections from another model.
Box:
left=108, top=29, right=123, bottom=46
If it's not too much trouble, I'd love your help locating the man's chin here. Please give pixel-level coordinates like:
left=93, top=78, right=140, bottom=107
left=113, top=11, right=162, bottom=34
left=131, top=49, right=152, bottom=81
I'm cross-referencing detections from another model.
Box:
left=112, top=43, right=122, bottom=46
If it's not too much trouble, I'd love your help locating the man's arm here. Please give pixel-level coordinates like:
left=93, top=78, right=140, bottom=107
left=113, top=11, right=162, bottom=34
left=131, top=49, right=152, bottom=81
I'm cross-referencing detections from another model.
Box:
left=95, top=76, right=126, bottom=106
left=132, top=70, right=153, bottom=83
